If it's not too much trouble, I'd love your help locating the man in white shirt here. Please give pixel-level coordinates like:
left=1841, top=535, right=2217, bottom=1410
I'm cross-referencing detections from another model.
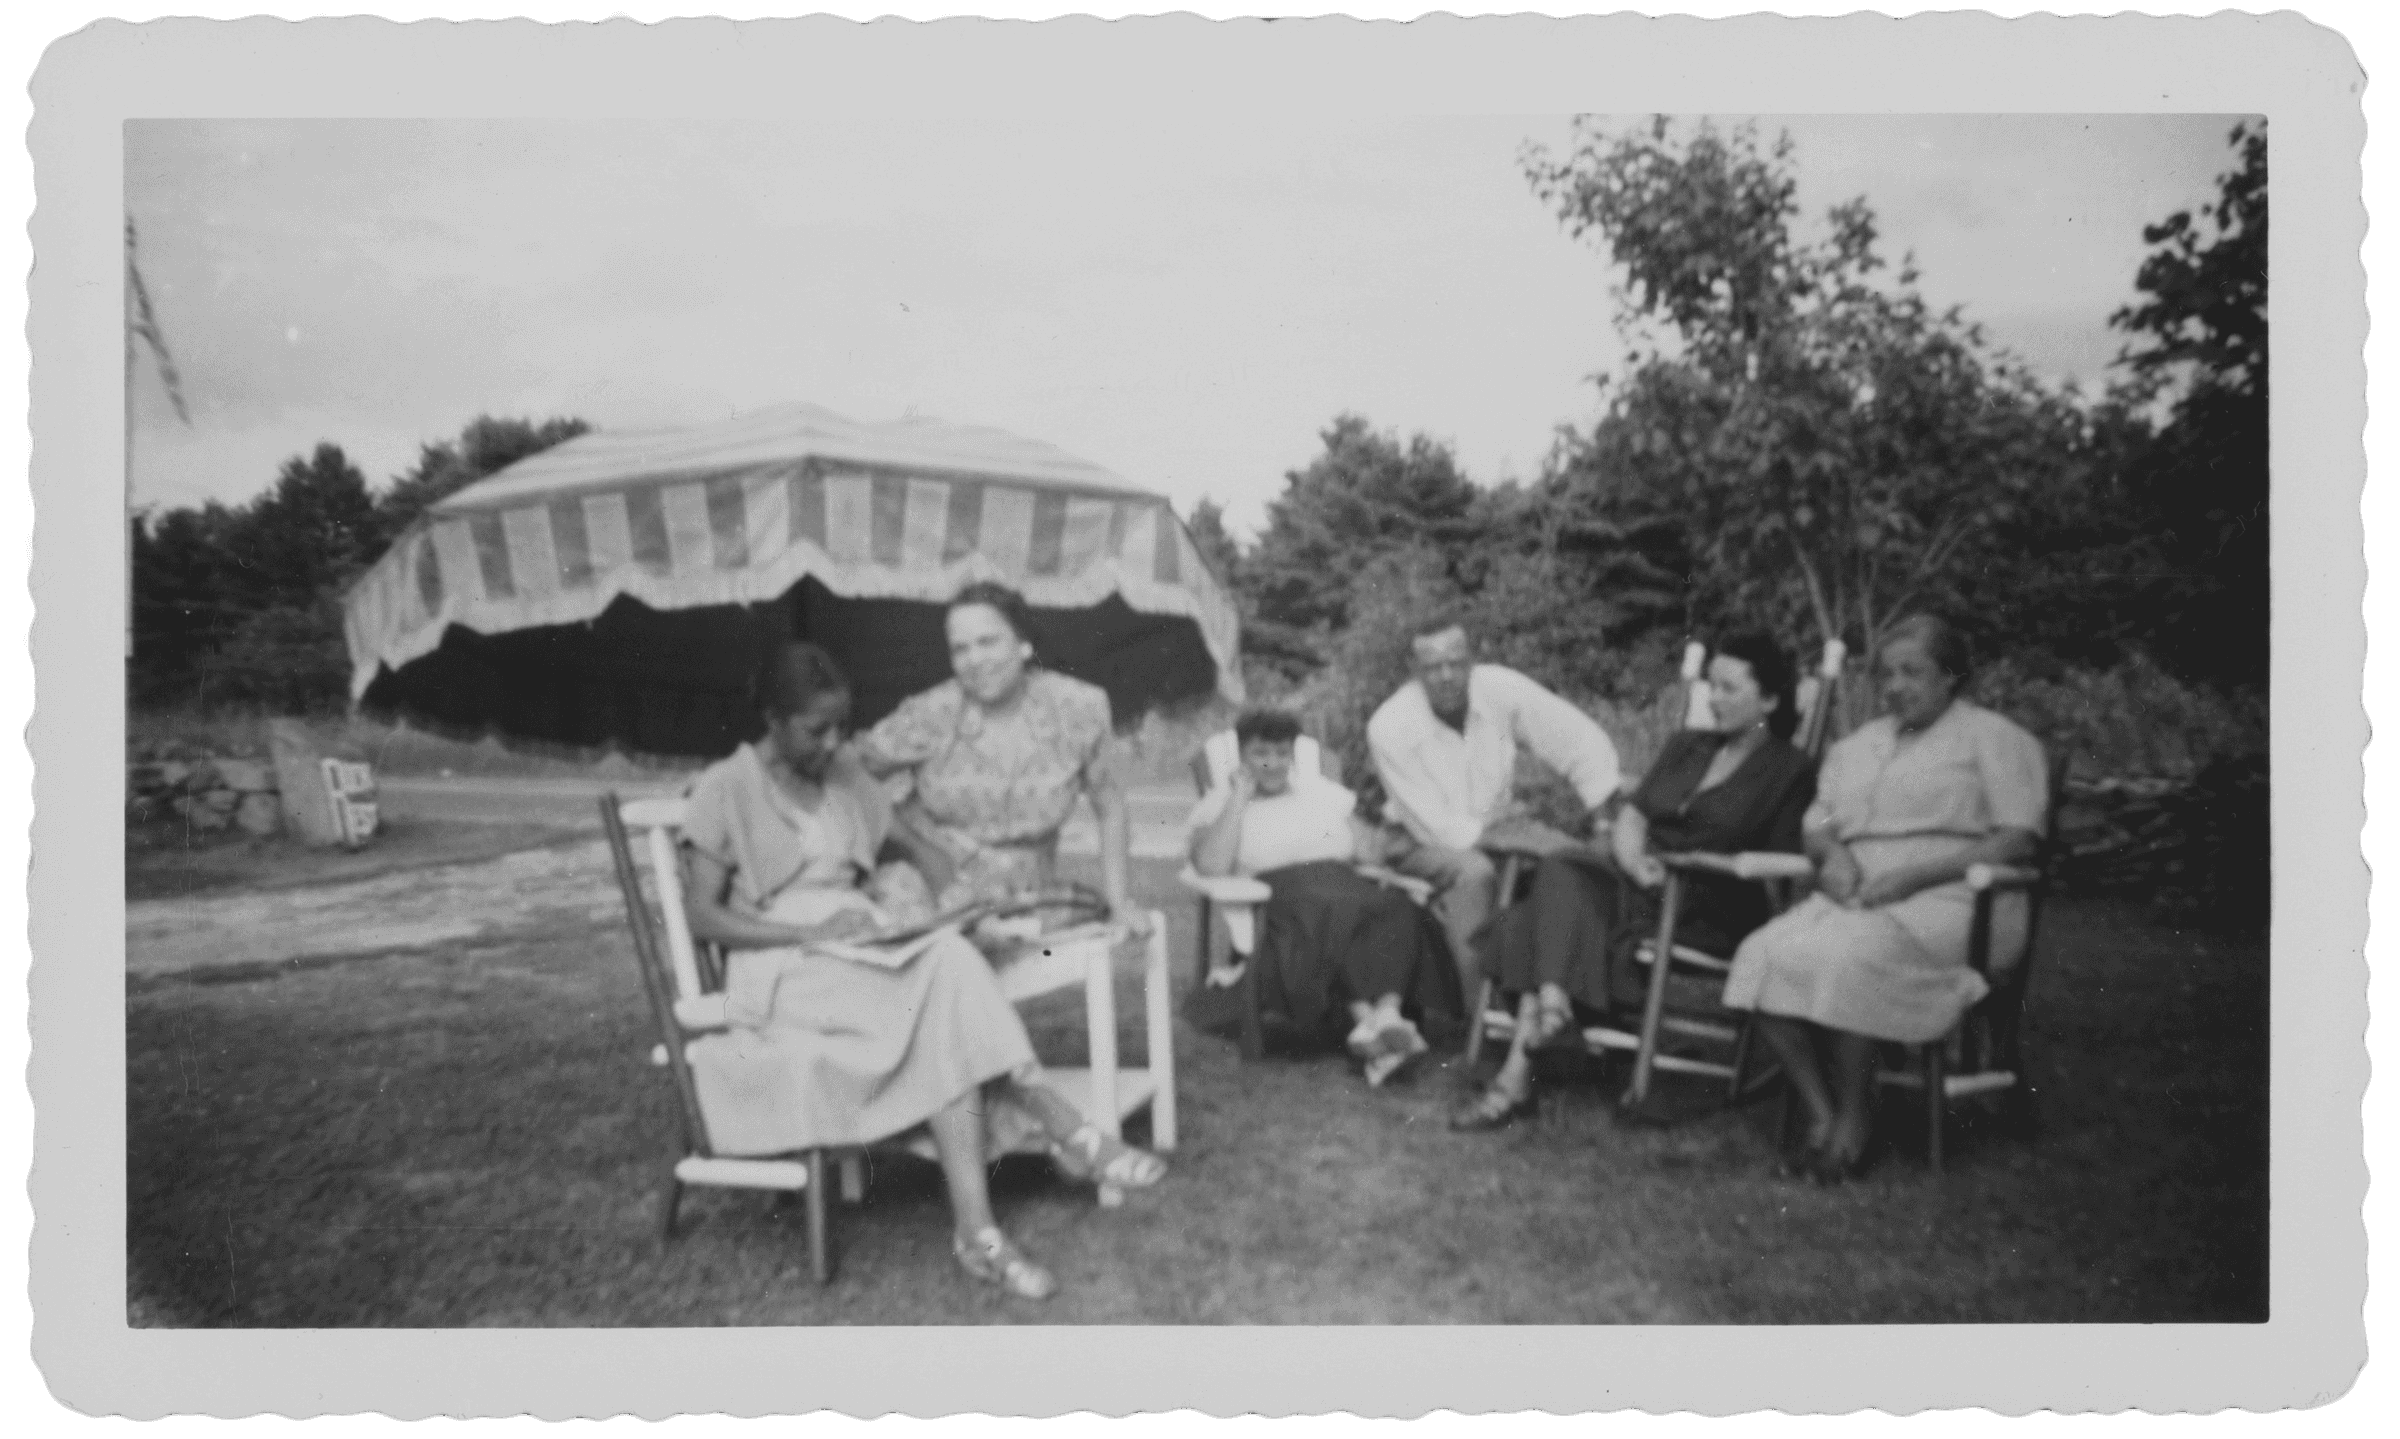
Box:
left=1368, top=615, right=1623, bottom=996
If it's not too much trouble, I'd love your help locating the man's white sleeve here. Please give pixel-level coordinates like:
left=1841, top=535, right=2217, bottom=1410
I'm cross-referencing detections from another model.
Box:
left=1499, top=668, right=1623, bottom=813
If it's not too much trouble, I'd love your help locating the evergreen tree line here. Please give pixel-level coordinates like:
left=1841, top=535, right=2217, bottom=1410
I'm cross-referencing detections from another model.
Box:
left=1198, top=120, right=2267, bottom=766
left=131, top=417, right=590, bottom=712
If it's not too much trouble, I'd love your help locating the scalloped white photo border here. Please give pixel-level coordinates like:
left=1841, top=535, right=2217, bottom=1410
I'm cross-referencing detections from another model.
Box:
left=21, top=8, right=2371, bottom=1419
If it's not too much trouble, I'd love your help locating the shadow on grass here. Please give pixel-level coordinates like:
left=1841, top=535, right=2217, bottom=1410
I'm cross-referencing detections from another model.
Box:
left=127, top=853, right=2266, bottom=1326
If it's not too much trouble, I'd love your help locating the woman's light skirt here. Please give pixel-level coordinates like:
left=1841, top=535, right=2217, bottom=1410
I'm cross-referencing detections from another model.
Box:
left=1720, top=835, right=2025, bottom=1044
left=688, top=927, right=1043, bottom=1157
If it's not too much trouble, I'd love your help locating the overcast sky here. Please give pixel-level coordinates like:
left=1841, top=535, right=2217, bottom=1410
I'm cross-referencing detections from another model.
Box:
left=125, top=114, right=2241, bottom=535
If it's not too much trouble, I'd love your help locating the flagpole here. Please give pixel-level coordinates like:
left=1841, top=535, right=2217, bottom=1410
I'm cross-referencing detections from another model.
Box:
left=125, top=219, right=135, bottom=660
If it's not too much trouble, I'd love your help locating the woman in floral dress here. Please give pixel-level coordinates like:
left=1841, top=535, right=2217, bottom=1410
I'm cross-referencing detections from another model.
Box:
left=853, top=581, right=1150, bottom=936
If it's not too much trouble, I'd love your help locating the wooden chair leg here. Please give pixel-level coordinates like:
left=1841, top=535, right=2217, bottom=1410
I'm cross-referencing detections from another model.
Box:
left=1623, top=875, right=1684, bottom=1109
left=806, top=1150, right=831, bottom=1284
left=1237, top=952, right=1266, bottom=1062
left=659, top=1175, right=684, bottom=1244
left=1924, top=1043, right=1946, bottom=1175
left=1726, top=1014, right=1756, bottom=1105
left=1194, top=897, right=1215, bottom=988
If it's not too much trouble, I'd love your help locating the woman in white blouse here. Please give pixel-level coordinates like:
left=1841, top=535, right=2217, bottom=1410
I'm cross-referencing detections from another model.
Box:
left=1188, top=710, right=1452, bottom=1087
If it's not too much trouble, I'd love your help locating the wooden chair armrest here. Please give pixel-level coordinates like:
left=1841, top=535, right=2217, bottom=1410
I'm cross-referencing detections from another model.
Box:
left=1475, top=817, right=1584, bottom=861
left=1177, top=867, right=1273, bottom=905
left=673, top=993, right=729, bottom=1030
left=1658, top=851, right=1815, bottom=882
left=1967, top=863, right=2040, bottom=892
left=1353, top=864, right=1435, bottom=905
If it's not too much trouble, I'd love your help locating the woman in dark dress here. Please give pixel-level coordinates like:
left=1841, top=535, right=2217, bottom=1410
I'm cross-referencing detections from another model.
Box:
left=1451, top=632, right=1816, bottom=1131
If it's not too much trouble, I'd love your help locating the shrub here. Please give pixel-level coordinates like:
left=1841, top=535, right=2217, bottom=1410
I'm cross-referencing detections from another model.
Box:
left=1972, top=649, right=2266, bottom=780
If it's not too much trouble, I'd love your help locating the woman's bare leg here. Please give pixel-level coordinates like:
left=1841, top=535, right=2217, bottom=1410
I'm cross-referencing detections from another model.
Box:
left=1488, top=993, right=1539, bottom=1097
left=1755, top=1016, right=1835, bottom=1150
left=1003, top=1078, right=1088, bottom=1142
left=927, top=1090, right=998, bottom=1241
left=1822, top=1031, right=1879, bottom=1166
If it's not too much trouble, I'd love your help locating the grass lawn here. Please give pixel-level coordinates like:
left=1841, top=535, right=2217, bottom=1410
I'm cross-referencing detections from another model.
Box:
left=126, top=850, right=2266, bottom=1326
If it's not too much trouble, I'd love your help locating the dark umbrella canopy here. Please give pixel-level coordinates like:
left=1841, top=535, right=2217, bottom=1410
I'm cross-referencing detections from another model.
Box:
left=360, top=580, right=1222, bottom=759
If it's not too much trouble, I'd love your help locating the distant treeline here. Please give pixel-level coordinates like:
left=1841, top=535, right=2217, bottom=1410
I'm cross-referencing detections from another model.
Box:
left=131, top=417, right=589, bottom=712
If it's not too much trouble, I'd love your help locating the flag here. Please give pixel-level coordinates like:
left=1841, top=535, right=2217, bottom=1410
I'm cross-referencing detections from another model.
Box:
left=125, top=219, right=190, bottom=425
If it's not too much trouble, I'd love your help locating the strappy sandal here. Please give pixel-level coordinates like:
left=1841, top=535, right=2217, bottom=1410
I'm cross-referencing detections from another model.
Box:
left=1524, top=990, right=1576, bottom=1049
left=1448, top=1082, right=1536, bottom=1133
left=953, top=1226, right=1058, bottom=1300
left=1051, top=1124, right=1168, bottom=1189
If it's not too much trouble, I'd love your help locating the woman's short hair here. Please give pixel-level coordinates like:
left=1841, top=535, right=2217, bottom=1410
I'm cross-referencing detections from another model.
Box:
left=947, top=580, right=1044, bottom=657
left=1713, top=631, right=1800, bottom=741
left=1879, top=614, right=1974, bottom=685
left=754, top=641, right=852, bottom=719
left=1234, top=708, right=1305, bottom=749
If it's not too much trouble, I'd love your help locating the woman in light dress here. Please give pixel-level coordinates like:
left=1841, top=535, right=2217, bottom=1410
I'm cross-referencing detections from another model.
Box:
left=1185, top=708, right=1453, bottom=1086
left=680, top=643, right=1164, bottom=1302
left=1722, top=615, right=2050, bottom=1181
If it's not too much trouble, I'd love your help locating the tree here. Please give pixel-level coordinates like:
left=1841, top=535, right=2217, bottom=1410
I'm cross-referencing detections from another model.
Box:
left=130, top=415, right=592, bottom=713
left=375, top=415, right=592, bottom=546
left=1525, top=117, right=2097, bottom=659
left=244, top=443, right=380, bottom=599
left=2107, top=122, right=2267, bottom=692
left=1239, top=415, right=1483, bottom=675
left=1184, top=497, right=1244, bottom=593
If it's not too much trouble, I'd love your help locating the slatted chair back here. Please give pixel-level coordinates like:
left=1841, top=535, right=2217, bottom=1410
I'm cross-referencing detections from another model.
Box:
left=602, top=791, right=843, bottom=1280
left=601, top=795, right=713, bottom=1162
left=1889, top=745, right=2074, bottom=1172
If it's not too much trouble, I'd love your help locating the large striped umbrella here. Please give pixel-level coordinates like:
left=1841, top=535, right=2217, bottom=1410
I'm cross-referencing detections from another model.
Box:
left=342, top=403, right=1244, bottom=757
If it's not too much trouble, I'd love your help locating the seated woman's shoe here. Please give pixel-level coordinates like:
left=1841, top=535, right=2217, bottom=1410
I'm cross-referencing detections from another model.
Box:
left=1449, top=1081, right=1536, bottom=1132
left=1805, top=1128, right=1881, bottom=1185
left=1362, top=1018, right=1430, bottom=1089
left=954, top=1226, right=1058, bottom=1300
left=1523, top=990, right=1577, bottom=1049
left=1051, top=1123, right=1168, bottom=1189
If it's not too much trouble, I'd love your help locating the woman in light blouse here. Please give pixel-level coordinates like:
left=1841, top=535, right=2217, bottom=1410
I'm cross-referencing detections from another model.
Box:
left=1722, top=615, right=2050, bottom=1181
left=1188, top=709, right=1452, bottom=1087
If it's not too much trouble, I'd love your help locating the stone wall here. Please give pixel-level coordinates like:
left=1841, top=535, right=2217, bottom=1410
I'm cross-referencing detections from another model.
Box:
left=128, top=743, right=284, bottom=838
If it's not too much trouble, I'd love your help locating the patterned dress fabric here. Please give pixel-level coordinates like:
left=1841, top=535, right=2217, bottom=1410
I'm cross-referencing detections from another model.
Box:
left=855, top=669, right=1125, bottom=906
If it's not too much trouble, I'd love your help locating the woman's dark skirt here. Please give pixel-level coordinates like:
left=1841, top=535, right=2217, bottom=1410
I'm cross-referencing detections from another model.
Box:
left=1482, top=850, right=1754, bottom=1015
left=1248, top=860, right=1458, bottom=1040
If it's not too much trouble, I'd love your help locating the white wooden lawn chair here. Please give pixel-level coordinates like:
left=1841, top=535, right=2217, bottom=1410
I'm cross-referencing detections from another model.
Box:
left=602, top=791, right=1176, bottom=1283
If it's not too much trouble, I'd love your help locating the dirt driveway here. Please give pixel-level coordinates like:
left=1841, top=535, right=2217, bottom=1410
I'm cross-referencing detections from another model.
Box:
left=126, top=778, right=1198, bottom=982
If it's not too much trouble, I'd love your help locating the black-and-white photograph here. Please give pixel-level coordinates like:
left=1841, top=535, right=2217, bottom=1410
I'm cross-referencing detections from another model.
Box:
left=112, top=104, right=2281, bottom=1331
